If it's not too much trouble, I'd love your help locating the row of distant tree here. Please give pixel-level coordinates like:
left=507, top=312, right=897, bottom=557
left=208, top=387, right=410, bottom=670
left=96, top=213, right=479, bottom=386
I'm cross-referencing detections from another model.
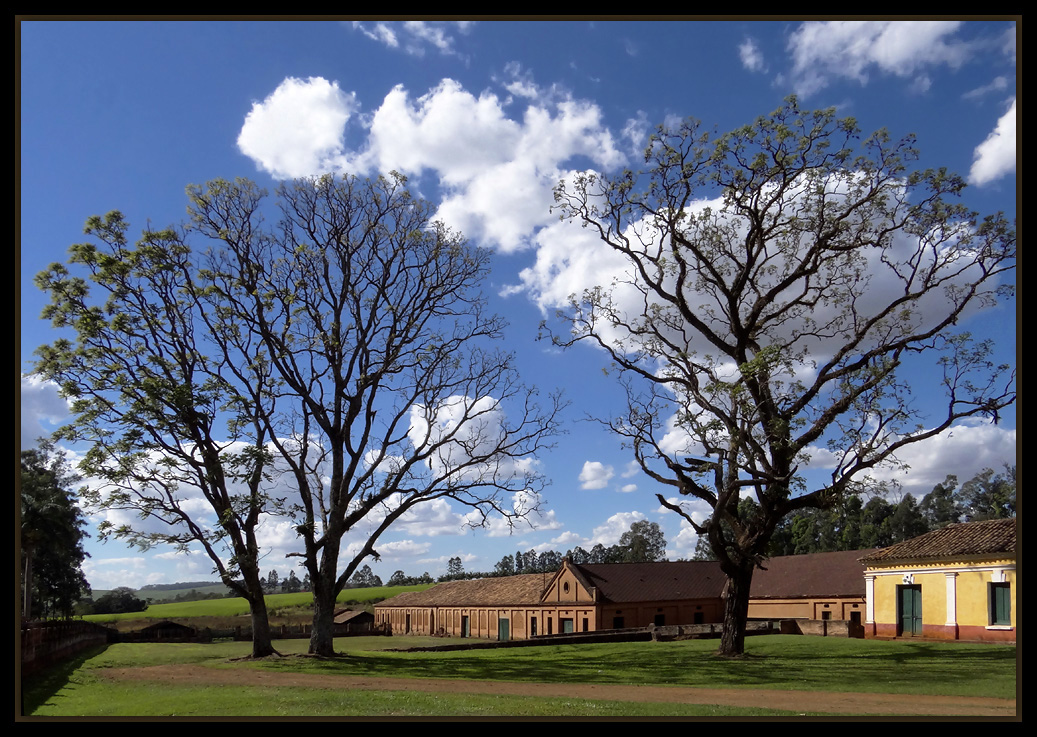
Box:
left=431, top=520, right=668, bottom=582
left=693, top=466, right=1016, bottom=560
left=76, top=587, right=148, bottom=615
left=259, top=569, right=310, bottom=594
left=259, top=520, right=673, bottom=590
left=261, top=565, right=385, bottom=592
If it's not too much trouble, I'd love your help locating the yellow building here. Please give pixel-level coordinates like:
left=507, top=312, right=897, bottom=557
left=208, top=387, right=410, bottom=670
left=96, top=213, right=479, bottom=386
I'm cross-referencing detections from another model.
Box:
left=861, top=518, right=1016, bottom=642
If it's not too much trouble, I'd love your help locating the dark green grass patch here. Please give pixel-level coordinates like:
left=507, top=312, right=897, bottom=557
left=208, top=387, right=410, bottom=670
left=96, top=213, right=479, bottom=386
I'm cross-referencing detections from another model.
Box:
left=246, top=635, right=1015, bottom=700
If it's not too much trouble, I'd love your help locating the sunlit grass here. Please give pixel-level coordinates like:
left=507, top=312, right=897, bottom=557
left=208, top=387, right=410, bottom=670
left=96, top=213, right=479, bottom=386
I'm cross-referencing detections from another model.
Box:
left=22, top=635, right=1016, bottom=718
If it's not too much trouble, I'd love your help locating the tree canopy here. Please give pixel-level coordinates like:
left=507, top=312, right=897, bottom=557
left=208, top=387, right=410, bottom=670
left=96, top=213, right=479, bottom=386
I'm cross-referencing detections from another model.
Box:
left=35, top=208, right=283, bottom=656
left=91, top=586, right=148, bottom=614
left=618, top=520, right=667, bottom=562
left=36, top=172, right=563, bottom=657
left=187, top=173, right=564, bottom=654
left=349, top=564, right=383, bottom=588
left=20, top=441, right=91, bottom=620
left=550, top=98, right=1015, bottom=655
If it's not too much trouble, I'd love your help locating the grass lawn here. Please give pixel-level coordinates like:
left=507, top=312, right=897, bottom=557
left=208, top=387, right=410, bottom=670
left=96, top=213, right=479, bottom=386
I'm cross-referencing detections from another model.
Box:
left=21, top=635, right=1017, bottom=718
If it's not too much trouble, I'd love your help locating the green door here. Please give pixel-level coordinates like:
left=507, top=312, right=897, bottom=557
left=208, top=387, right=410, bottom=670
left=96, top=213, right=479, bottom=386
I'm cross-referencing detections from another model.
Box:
left=498, top=618, right=509, bottom=641
left=561, top=618, right=574, bottom=633
left=461, top=615, right=470, bottom=637
left=898, top=584, right=922, bottom=636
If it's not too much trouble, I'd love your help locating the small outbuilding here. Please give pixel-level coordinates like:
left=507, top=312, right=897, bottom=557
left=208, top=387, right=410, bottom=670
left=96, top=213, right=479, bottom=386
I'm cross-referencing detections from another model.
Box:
left=333, top=608, right=375, bottom=633
left=860, top=518, right=1016, bottom=642
left=136, top=620, right=198, bottom=642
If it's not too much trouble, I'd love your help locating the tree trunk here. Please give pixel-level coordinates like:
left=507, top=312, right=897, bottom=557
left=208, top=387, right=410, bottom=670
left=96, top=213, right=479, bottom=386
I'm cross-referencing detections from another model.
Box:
left=308, top=544, right=341, bottom=656
left=249, top=595, right=276, bottom=658
left=22, top=546, right=34, bottom=620
left=309, top=584, right=336, bottom=656
left=238, top=561, right=275, bottom=658
left=718, top=563, right=754, bottom=657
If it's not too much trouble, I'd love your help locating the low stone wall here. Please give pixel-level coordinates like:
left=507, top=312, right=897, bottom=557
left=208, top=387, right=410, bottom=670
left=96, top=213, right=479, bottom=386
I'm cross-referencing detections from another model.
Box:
left=200, top=623, right=386, bottom=642
left=778, top=618, right=863, bottom=638
left=394, top=628, right=653, bottom=652
left=650, top=620, right=779, bottom=642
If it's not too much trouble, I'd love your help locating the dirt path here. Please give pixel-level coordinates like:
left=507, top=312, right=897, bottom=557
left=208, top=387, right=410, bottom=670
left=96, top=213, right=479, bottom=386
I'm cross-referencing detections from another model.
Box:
left=101, top=664, right=1017, bottom=717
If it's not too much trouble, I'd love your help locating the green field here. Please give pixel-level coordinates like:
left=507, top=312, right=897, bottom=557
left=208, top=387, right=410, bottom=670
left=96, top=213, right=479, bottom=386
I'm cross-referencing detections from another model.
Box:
left=82, top=585, right=430, bottom=624
left=21, top=635, right=1017, bottom=718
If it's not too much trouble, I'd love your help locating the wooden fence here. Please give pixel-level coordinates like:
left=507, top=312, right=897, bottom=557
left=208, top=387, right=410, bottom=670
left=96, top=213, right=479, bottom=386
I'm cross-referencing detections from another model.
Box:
left=20, top=620, right=113, bottom=676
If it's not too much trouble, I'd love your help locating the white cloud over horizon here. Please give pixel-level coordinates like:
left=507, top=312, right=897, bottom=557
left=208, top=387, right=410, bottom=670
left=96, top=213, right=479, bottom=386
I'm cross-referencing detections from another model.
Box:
left=20, top=374, right=69, bottom=449
left=588, top=510, right=647, bottom=547
left=853, top=420, right=1017, bottom=493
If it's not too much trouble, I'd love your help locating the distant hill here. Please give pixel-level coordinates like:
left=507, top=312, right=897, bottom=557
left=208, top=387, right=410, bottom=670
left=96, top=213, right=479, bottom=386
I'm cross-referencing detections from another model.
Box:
left=140, top=581, right=224, bottom=592
left=120, top=583, right=233, bottom=602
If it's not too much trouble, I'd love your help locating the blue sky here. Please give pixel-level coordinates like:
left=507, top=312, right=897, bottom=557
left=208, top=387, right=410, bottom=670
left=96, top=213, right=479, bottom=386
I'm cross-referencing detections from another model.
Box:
left=19, top=19, right=1017, bottom=591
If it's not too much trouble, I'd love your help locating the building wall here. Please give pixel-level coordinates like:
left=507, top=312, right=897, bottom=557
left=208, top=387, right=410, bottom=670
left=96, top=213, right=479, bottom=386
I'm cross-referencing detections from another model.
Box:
left=375, top=604, right=603, bottom=640
left=597, top=599, right=723, bottom=629
left=376, top=596, right=725, bottom=640
left=865, top=556, right=1015, bottom=642
left=748, top=597, right=866, bottom=622
left=543, top=568, right=595, bottom=604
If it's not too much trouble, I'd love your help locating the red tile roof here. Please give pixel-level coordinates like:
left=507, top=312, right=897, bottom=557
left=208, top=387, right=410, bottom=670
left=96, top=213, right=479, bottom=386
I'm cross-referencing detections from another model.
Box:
left=860, top=519, right=1016, bottom=564
left=377, top=573, right=553, bottom=608
left=333, top=609, right=374, bottom=624
left=750, top=549, right=877, bottom=598
left=573, top=561, right=727, bottom=602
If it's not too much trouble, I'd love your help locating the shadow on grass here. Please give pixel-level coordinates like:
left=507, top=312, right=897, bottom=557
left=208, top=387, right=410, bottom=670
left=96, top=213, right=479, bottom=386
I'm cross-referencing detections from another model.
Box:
left=20, top=644, right=109, bottom=716
left=246, top=636, right=1015, bottom=698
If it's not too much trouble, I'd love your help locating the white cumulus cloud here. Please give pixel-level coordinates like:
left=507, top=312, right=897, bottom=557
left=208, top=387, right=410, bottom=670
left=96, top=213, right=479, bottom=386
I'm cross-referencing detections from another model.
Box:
left=237, top=77, right=359, bottom=179
left=856, top=420, right=1017, bottom=493
left=969, top=98, right=1016, bottom=186
left=579, top=460, right=614, bottom=490
left=588, top=511, right=646, bottom=546
left=237, top=76, right=626, bottom=253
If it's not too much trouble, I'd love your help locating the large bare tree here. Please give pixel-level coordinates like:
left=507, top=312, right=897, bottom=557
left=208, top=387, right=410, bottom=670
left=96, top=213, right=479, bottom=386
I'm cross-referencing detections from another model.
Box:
left=36, top=172, right=562, bottom=658
left=188, top=173, right=564, bottom=656
left=549, top=98, right=1015, bottom=656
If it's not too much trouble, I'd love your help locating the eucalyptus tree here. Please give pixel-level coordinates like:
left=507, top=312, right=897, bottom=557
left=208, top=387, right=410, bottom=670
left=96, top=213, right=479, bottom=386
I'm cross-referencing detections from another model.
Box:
left=550, top=98, right=1015, bottom=656
left=20, top=440, right=91, bottom=620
